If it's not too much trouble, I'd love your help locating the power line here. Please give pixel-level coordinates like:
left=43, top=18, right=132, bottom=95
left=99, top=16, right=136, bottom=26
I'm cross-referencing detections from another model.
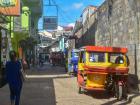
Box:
left=51, top=0, right=75, bottom=23
left=54, top=0, right=74, bottom=21
left=58, top=11, right=73, bottom=24
left=42, top=0, right=75, bottom=26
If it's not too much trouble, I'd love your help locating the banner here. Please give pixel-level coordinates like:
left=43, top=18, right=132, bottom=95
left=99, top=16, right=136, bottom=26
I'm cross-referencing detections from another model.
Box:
left=21, top=7, right=30, bottom=30
left=0, top=0, right=20, bottom=16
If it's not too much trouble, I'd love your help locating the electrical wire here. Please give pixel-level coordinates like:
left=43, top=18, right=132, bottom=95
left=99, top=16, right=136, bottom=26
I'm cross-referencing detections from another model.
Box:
left=43, top=0, right=75, bottom=26
left=52, top=0, right=74, bottom=22
left=58, top=10, right=73, bottom=24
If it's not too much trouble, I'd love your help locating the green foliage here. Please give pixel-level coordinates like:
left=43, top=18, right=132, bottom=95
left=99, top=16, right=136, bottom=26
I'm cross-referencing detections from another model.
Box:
left=19, top=36, right=37, bottom=52
left=11, top=32, right=29, bottom=52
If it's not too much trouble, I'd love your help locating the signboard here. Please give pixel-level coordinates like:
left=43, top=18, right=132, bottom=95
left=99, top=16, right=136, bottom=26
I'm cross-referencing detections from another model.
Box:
left=59, top=38, right=65, bottom=51
left=0, top=0, right=20, bottom=16
left=21, top=7, right=29, bottom=30
left=0, top=0, right=16, bottom=7
left=43, top=16, right=58, bottom=30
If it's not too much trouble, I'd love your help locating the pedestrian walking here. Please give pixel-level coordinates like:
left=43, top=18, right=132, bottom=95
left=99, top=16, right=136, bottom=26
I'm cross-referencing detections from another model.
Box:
left=39, top=54, right=44, bottom=66
left=50, top=52, right=56, bottom=66
left=5, top=51, right=24, bottom=105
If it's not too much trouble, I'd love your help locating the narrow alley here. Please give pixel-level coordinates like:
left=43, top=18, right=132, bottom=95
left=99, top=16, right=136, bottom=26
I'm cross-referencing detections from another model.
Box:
left=1, top=1, right=140, bottom=104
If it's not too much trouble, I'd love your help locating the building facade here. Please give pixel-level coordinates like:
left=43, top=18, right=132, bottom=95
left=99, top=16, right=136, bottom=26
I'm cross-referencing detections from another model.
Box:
left=73, top=0, right=140, bottom=90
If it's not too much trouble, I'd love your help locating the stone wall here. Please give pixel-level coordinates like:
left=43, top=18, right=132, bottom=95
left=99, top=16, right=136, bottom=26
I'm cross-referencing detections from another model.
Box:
left=96, top=0, right=139, bottom=45
left=74, top=0, right=140, bottom=90
left=95, top=0, right=140, bottom=90
left=75, top=19, right=97, bottom=48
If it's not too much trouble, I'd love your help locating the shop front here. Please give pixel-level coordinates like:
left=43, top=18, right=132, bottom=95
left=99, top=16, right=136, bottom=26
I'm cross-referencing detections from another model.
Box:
left=0, top=18, right=11, bottom=88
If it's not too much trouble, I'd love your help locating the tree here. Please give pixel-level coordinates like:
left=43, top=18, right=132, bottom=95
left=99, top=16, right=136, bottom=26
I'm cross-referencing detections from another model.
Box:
left=19, top=37, right=37, bottom=66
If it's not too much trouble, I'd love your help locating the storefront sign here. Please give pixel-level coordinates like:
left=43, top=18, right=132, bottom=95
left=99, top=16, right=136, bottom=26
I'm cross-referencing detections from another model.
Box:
left=0, top=0, right=16, bottom=7
left=0, top=0, right=20, bottom=16
left=21, top=7, right=30, bottom=30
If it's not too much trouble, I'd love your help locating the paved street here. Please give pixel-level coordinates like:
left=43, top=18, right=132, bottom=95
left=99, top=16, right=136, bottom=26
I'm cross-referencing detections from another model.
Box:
left=1, top=0, right=140, bottom=105
left=0, top=63, right=140, bottom=105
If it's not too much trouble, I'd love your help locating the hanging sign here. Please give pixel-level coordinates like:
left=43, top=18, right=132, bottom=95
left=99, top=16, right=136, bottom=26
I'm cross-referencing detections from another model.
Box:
left=43, top=16, right=58, bottom=30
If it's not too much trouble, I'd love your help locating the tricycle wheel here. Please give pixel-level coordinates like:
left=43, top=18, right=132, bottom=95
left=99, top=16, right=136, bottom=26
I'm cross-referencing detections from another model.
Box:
left=115, top=84, right=123, bottom=100
left=122, top=85, right=128, bottom=100
left=78, top=87, right=85, bottom=94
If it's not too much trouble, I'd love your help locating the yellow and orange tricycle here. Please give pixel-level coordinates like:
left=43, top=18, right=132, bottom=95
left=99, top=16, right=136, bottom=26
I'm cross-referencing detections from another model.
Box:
left=77, top=46, right=129, bottom=100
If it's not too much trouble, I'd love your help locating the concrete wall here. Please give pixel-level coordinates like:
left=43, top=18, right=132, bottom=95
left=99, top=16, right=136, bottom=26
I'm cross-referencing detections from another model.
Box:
left=96, top=0, right=140, bottom=46
left=74, top=0, right=140, bottom=90
left=95, top=0, right=140, bottom=90
left=75, top=17, right=97, bottom=48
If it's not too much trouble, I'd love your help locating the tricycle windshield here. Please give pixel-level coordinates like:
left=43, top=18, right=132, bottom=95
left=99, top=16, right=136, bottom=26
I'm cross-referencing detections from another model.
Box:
left=72, top=52, right=78, bottom=57
left=109, top=53, right=125, bottom=64
left=89, top=52, right=105, bottom=62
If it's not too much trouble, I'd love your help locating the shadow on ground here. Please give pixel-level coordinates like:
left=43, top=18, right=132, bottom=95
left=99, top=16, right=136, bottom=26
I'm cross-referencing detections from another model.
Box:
left=84, top=91, right=113, bottom=99
left=21, top=78, right=57, bottom=105
left=26, top=64, right=67, bottom=76
left=101, top=93, right=140, bottom=105
left=0, top=63, right=69, bottom=105
left=21, top=64, right=74, bottom=105
left=83, top=90, right=140, bottom=105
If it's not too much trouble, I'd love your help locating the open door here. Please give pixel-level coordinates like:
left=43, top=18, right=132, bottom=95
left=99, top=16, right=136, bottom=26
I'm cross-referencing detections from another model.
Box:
left=78, top=51, right=85, bottom=71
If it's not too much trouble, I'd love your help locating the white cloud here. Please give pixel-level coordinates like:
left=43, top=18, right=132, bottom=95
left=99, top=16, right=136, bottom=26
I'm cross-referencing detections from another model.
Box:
left=73, top=3, right=83, bottom=9
left=68, top=23, right=75, bottom=28
left=57, top=26, right=63, bottom=31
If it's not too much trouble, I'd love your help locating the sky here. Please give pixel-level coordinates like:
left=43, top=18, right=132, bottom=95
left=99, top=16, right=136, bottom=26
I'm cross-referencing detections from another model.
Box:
left=38, top=0, right=105, bottom=30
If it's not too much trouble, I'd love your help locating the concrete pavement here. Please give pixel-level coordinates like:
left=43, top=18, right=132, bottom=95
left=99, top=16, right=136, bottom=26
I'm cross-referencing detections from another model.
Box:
left=0, top=63, right=140, bottom=105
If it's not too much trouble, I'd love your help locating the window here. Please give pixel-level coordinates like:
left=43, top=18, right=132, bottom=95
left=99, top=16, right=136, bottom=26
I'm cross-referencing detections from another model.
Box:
left=73, top=52, right=78, bottom=57
left=71, top=52, right=79, bottom=58
left=109, top=53, right=124, bottom=64
left=79, top=52, right=85, bottom=63
left=89, top=52, right=105, bottom=62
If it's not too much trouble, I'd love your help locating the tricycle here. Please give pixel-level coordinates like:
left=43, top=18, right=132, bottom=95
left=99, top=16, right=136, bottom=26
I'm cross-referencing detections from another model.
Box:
left=68, top=49, right=79, bottom=75
left=77, top=46, right=129, bottom=100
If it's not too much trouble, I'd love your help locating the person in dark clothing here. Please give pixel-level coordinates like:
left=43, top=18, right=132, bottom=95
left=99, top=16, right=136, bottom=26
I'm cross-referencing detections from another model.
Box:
left=6, top=51, right=23, bottom=105
left=39, top=54, right=44, bottom=66
left=115, top=55, right=124, bottom=64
